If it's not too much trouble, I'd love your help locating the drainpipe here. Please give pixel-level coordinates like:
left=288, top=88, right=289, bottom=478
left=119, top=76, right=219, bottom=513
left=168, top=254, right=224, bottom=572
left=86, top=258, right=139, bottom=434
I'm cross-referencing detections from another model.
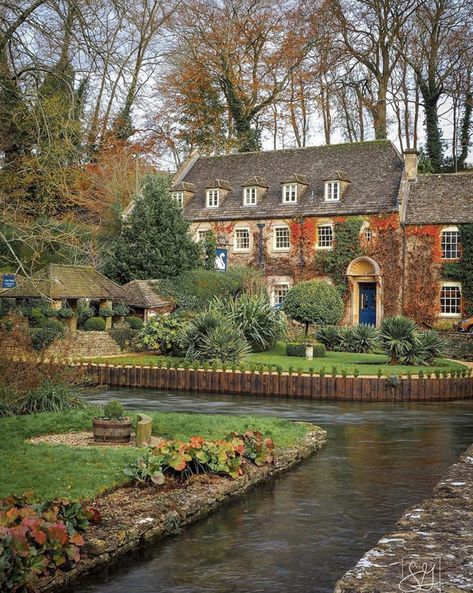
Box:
left=257, top=223, right=266, bottom=269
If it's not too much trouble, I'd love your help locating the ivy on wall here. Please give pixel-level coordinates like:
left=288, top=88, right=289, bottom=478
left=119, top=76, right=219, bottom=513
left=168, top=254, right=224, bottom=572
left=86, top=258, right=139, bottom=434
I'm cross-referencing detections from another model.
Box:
left=443, top=223, right=473, bottom=315
left=315, top=217, right=364, bottom=294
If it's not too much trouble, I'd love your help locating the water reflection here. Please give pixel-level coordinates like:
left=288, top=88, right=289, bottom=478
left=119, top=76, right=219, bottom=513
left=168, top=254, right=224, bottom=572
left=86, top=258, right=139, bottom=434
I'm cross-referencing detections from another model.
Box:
left=67, top=389, right=473, bottom=593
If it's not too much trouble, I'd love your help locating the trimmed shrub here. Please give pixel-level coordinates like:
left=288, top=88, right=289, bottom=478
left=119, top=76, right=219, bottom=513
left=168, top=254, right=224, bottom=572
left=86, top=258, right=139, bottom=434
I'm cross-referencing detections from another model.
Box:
left=138, top=315, right=185, bottom=354
left=19, top=380, right=85, bottom=414
left=84, top=316, right=106, bottom=331
left=313, top=343, right=327, bottom=357
left=215, top=293, right=286, bottom=352
left=56, top=306, right=74, bottom=319
left=126, top=316, right=144, bottom=330
left=283, top=281, right=344, bottom=334
left=113, top=303, right=130, bottom=317
left=77, top=303, right=95, bottom=328
left=99, top=306, right=114, bottom=318
left=103, top=400, right=125, bottom=420
left=29, top=319, right=64, bottom=350
left=286, top=342, right=306, bottom=357
left=110, top=325, right=139, bottom=351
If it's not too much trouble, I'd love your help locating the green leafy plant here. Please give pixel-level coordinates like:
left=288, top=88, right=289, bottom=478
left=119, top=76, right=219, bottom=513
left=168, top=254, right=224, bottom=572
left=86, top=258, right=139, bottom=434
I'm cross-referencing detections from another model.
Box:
left=56, top=306, right=74, bottom=319
left=77, top=303, right=95, bottom=328
left=353, top=368, right=360, bottom=378
left=103, top=400, right=125, bottom=420
left=346, top=324, right=379, bottom=353
left=110, top=325, right=139, bottom=351
left=138, top=315, right=186, bottom=354
left=83, top=316, right=106, bottom=331
left=286, top=342, right=306, bottom=357
left=313, top=343, right=327, bottom=358
left=99, top=306, right=114, bottom=318
left=30, top=319, right=65, bottom=350
left=20, top=381, right=85, bottom=414
left=331, top=366, right=338, bottom=377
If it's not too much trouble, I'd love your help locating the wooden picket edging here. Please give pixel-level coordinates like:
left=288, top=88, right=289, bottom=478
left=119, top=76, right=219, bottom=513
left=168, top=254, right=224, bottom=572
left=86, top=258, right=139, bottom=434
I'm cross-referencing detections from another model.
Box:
left=65, top=362, right=473, bottom=402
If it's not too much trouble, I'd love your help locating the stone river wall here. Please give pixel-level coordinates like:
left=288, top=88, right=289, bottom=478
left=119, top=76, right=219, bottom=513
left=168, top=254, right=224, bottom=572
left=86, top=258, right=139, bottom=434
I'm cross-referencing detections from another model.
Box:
left=38, top=426, right=327, bottom=593
left=334, top=443, right=473, bottom=593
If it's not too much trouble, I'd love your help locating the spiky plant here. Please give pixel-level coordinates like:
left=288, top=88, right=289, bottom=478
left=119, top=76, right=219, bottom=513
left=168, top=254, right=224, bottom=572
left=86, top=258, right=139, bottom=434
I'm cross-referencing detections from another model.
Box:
left=347, top=324, right=379, bottom=354
left=213, top=293, right=286, bottom=352
left=315, top=325, right=341, bottom=351
left=400, top=330, right=446, bottom=365
left=379, top=316, right=417, bottom=365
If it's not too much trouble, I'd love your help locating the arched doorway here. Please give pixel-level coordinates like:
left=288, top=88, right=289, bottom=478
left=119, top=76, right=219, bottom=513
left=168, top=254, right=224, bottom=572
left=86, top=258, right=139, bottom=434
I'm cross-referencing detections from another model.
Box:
left=346, top=257, right=382, bottom=326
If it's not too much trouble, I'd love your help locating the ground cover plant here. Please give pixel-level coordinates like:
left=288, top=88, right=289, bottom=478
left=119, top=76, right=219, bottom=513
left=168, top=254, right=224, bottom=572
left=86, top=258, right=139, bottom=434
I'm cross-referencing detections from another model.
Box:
left=0, top=409, right=308, bottom=500
left=0, top=494, right=96, bottom=592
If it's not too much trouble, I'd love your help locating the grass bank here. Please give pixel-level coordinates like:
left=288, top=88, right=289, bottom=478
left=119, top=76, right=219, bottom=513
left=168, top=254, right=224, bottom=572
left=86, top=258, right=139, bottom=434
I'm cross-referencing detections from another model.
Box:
left=0, top=409, right=308, bottom=500
left=82, top=342, right=466, bottom=376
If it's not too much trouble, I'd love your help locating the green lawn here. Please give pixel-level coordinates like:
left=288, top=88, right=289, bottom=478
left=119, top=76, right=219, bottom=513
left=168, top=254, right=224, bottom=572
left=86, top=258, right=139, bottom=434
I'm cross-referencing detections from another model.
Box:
left=82, top=341, right=466, bottom=376
left=0, top=408, right=308, bottom=500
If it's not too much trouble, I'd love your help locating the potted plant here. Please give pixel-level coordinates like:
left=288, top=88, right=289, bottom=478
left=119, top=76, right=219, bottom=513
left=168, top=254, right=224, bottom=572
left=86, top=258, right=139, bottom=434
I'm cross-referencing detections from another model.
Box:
left=93, top=400, right=132, bottom=443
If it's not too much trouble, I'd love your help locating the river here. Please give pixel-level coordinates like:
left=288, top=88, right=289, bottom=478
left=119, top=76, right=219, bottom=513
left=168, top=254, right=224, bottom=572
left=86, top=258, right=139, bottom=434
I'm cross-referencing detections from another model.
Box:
left=65, top=388, right=473, bottom=593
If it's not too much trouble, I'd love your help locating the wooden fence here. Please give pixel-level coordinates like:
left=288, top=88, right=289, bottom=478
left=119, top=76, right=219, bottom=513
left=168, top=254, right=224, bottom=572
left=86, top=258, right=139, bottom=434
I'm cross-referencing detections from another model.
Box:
left=72, top=363, right=473, bottom=402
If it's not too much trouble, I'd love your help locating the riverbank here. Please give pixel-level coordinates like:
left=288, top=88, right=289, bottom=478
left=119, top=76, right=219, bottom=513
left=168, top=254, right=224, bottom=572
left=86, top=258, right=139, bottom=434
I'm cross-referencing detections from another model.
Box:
left=36, top=426, right=326, bottom=592
left=334, top=441, right=473, bottom=592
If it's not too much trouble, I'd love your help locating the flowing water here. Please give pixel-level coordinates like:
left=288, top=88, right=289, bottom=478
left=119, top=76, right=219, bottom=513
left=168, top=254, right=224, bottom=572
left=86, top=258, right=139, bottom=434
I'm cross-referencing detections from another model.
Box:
left=67, top=389, right=473, bottom=593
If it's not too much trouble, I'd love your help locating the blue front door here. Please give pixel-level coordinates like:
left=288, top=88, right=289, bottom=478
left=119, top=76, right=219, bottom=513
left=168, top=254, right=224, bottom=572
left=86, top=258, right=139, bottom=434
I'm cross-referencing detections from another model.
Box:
left=359, top=282, right=377, bottom=325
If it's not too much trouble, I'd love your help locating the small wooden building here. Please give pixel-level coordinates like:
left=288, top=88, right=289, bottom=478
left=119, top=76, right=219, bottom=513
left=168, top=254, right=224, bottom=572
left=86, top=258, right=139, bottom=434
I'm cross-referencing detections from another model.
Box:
left=0, top=264, right=126, bottom=331
left=121, top=280, right=173, bottom=322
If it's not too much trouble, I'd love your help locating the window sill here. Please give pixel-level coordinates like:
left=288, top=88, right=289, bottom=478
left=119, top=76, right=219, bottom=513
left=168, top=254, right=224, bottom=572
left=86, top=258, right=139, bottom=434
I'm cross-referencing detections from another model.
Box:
left=316, top=245, right=334, bottom=250
left=233, top=249, right=251, bottom=253
left=438, top=313, right=462, bottom=318
left=273, top=248, right=290, bottom=253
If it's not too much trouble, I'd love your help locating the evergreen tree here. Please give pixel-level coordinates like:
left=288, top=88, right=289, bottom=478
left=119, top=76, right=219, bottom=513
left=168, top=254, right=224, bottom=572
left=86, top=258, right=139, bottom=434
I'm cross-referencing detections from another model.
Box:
left=103, top=175, right=202, bottom=283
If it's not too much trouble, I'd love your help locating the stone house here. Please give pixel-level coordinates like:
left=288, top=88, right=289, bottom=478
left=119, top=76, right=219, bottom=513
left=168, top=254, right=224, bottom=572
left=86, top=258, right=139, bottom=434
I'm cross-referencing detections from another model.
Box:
left=121, top=280, right=174, bottom=322
left=169, top=140, right=472, bottom=327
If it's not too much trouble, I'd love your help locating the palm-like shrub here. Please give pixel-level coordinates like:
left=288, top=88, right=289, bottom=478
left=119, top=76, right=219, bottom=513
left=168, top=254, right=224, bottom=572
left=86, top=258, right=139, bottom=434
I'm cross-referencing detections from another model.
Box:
left=216, top=294, right=286, bottom=352
left=400, top=330, right=446, bottom=365
left=347, top=324, right=379, bottom=353
left=182, top=309, right=250, bottom=363
left=315, top=325, right=340, bottom=351
left=379, top=316, right=417, bottom=365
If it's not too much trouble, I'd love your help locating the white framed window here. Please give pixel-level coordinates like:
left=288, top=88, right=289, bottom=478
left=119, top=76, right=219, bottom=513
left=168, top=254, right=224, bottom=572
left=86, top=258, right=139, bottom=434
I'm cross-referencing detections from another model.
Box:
left=325, top=181, right=340, bottom=201
left=316, top=224, right=334, bottom=249
left=440, top=282, right=462, bottom=317
left=272, top=283, right=289, bottom=307
left=234, top=228, right=250, bottom=252
left=171, top=191, right=184, bottom=207
left=197, top=229, right=212, bottom=243
left=282, top=184, right=297, bottom=203
left=206, top=189, right=220, bottom=208
left=273, top=225, right=290, bottom=251
left=243, top=187, right=257, bottom=206
left=441, top=226, right=460, bottom=259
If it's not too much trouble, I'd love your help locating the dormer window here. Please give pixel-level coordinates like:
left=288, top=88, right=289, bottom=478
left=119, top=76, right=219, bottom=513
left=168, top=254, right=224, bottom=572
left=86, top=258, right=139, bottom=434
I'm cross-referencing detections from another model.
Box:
left=206, top=189, right=220, bottom=208
left=172, top=191, right=184, bottom=207
left=282, top=184, right=297, bottom=203
left=325, top=181, right=340, bottom=201
left=244, top=187, right=257, bottom=206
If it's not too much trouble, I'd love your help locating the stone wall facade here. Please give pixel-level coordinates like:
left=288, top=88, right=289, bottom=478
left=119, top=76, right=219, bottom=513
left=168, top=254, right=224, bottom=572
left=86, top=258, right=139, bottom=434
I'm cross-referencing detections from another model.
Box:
left=444, top=333, right=473, bottom=362
left=46, top=331, right=123, bottom=358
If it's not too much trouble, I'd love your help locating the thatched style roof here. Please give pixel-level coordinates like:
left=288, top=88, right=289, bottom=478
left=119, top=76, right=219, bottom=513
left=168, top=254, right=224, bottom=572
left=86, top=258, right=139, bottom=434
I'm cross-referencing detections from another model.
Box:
left=121, top=280, right=171, bottom=309
left=0, top=265, right=126, bottom=300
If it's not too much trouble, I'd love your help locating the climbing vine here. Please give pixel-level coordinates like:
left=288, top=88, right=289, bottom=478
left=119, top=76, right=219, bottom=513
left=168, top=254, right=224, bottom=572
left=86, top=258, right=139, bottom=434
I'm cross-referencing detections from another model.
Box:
left=315, top=217, right=364, bottom=294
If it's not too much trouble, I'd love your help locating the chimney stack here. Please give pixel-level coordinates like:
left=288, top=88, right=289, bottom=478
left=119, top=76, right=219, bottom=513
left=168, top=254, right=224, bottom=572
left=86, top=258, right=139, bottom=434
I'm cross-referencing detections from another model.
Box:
left=403, top=149, right=419, bottom=182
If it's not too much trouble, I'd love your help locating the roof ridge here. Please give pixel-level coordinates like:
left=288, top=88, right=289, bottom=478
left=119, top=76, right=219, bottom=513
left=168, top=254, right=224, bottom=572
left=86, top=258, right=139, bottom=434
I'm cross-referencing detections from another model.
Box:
left=198, top=139, right=394, bottom=160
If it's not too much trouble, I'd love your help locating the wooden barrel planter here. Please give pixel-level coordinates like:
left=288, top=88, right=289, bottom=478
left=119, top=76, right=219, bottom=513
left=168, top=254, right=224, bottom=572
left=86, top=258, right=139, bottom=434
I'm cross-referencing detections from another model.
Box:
left=92, top=417, right=132, bottom=443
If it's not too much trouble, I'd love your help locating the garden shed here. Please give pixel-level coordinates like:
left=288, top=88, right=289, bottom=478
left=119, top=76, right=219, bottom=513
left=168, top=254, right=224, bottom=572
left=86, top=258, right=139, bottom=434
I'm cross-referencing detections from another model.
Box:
left=0, top=264, right=126, bottom=331
left=121, top=280, right=173, bottom=322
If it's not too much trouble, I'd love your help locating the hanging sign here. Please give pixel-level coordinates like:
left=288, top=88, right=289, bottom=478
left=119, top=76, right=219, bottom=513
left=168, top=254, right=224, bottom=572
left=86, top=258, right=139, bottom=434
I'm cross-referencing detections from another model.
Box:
left=215, top=248, right=228, bottom=272
left=2, top=274, right=16, bottom=289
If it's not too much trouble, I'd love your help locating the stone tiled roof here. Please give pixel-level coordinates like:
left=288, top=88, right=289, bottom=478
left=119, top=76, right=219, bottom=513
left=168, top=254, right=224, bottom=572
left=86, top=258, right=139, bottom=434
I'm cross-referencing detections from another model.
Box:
left=0, top=265, right=126, bottom=300
left=121, top=280, right=171, bottom=309
left=180, top=140, right=404, bottom=221
left=405, top=173, right=473, bottom=224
